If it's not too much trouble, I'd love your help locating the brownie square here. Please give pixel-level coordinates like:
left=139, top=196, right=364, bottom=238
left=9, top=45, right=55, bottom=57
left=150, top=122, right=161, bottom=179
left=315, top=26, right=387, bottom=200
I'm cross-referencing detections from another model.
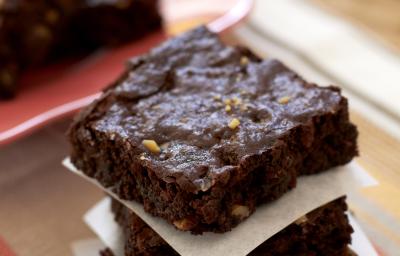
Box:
left=68, top=26, right=358, bottom=233
left=0, top=0, right=161, bottom=98
left=100, top=197, right=354, bottom=256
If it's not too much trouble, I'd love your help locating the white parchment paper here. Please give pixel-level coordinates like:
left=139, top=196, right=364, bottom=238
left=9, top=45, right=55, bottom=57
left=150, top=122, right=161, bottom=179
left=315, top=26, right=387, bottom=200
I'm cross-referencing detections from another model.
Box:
left=82, top=197, right=379, bottom=256
left=63, top=157, right=376, bottom=256
left=71, top=238, right=106, bottom=256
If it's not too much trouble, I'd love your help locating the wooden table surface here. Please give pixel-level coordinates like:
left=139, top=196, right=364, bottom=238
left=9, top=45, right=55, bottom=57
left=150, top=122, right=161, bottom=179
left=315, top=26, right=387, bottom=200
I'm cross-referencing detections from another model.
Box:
left=313, top=0, right=400, bottom=51
left=0, top=1, right=399, bottom=255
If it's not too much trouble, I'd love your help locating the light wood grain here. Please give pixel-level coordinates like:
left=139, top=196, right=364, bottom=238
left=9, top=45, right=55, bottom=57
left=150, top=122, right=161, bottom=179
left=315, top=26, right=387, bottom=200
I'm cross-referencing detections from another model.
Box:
left=311, top=0, right=400, bottom=52
left=352, top=111, right=400, bottom=215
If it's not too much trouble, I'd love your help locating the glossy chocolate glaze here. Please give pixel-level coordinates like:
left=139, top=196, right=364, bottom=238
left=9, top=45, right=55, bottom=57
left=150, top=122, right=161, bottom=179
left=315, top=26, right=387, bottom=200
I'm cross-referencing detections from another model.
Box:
left=86, top=27, right=344, bottom=193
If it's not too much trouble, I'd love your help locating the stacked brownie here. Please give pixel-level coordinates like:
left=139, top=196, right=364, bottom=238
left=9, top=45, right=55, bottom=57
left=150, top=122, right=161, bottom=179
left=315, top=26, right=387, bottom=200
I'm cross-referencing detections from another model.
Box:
left=99, top=197, right=354, bottom=256
left=0, top=0, right=161, bottom=98
left=67, top=26, right=358, bottom=255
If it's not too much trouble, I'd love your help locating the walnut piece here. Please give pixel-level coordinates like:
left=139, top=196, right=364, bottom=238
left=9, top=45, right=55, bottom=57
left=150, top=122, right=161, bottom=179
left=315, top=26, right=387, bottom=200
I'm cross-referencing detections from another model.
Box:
left=173, top=218, right=195, bottom=231
left=228, top=118, right=240, bottom=129
left=240, top=56, right=249, bottom=65
left=231, top=204, right=250, bottom=219
left=142, top=140, right=161, bottom=154
left=294, top=215, right=308, bottom=225
left=278, top=96, right=291, bottom=104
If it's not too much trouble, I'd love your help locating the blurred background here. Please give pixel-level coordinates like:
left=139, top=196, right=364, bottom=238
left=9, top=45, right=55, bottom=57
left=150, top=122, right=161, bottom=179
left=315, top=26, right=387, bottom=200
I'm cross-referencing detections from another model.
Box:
left=0, top=0, right=399, bottom=255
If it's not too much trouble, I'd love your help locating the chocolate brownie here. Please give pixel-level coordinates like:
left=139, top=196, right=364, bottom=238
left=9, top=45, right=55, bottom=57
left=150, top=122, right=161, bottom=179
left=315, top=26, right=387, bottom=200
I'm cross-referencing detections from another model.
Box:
left=103, top=197, right=354, bottom=256
left=68, top=26, right=358, bottom=233
left=0, top=0, right=161, bottom=98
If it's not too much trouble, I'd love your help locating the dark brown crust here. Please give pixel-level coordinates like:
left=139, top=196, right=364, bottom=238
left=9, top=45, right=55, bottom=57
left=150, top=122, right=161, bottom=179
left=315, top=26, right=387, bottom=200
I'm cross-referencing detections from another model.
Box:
left=106, top=197, right=354, bottom=256
left=0, top=0, right=161, bottom=98
left=68, top=27, right=358, bottom=233
left=99, top=248, right=114, bottom=256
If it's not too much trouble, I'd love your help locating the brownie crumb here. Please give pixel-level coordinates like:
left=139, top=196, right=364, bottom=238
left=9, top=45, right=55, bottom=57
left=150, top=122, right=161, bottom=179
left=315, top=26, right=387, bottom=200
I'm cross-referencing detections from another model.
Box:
left=228, top=118, right=240, bottom=129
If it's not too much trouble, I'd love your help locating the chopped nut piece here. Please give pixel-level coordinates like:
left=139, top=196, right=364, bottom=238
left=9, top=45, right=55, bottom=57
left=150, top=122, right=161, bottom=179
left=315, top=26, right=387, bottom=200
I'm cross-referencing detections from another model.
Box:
left=240, top=56, right=249, bottom=65
left=231, top=204, right=250, bottom=219
left=224, top=98, right=232, bottom=105
left=152, top=104, right=161, bottom=110
left=33, top=24, right=51, bottom=39
left=197, top=178, right=212, bottom=192
left=0, top=71, right=12, bottom=86
left=232, top=97, right=241, bottom=106
left=228, top=118, right=240, bottom=129
left=225, top=105, right=232, bottom=112
left=140, top=155, right=146, bottom=160
left=295, top=215, right=308, bottom=225
left=173, top=218, right=194, bottom=231
left=278, top=96, right=291, bottom=104
left=240, top=89, right=248, bottom=95
left=213, top=95, right=221, bottom=100
left=45, top=10, right=59, bottom=24
left=142, top=140, right=161, bottom=154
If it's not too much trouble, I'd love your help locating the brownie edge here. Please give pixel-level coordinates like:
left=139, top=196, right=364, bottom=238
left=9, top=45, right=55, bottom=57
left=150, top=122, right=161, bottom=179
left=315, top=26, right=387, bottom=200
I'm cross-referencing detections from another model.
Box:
left=68, top=26, right=358, bottom=233
left=105, top=197, right=354, bottom=256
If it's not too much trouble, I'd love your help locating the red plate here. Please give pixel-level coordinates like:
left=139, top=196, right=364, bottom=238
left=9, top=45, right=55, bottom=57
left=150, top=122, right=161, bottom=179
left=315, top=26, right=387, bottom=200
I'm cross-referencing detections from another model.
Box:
left=0, top=0, right=253, bottom=146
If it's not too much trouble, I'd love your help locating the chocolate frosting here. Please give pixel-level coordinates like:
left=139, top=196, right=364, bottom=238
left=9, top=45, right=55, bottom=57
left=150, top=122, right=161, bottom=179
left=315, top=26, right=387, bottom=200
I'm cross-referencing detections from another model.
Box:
left=86, top=27, right=343, bottom=193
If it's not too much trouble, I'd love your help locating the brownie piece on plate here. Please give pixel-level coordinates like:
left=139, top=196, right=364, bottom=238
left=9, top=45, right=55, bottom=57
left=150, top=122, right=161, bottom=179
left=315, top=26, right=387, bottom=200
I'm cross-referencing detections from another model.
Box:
left=72, top=0, right=161, bottom=48
left=68, top=26, right=358, bottom=233
left=101, top=197, right=354, bottom=256
left=0, top=0, right=161, bottom=98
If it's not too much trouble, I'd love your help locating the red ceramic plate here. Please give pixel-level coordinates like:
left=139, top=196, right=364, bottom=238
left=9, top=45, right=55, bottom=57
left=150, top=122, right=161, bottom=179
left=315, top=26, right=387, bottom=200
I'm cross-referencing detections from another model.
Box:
left=0, top=0, right=253, bottom=146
